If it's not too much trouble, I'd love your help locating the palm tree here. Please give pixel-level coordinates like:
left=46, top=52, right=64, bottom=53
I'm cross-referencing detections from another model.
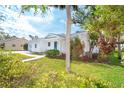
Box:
left=21, top=5, right=77, bottom=72
left=52, top=5, right=71, bottom=72
left=65, top=5, right=71, bottom=72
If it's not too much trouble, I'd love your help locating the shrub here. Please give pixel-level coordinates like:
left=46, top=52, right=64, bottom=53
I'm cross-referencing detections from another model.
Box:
left=121, top=48, right=124, bottom=52
left=58, top=53, right=66, bottom=59
left=81, top=55, right=90, bottom=62
left=97, top=37, right=116, bottom=63
left=23, top=43, right=28, bottom=50
left=71, top=37, right=84, bottom=60
left=45, top=49, right=60, bottom=58
left=0, top=50, right=37, bottom=88
left=33, top=71, right=114, bottom=88
left=92, top=53, right=98, bottom=59
left=0, top=43, right=5, bottom=49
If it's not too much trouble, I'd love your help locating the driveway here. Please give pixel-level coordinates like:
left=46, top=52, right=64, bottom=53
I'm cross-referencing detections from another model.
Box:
left=12, top=51, right=45, bottom=62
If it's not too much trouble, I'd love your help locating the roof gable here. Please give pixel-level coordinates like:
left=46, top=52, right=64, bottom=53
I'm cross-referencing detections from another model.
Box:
left=45, top=33, right=65, bottom=39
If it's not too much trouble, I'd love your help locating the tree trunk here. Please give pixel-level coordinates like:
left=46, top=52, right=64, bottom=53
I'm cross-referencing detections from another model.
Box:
left=117, top=32, right=122, bottom=63
left=89, top=45, right=93, bottom=59
left=65, top=5, right=71, bottom=72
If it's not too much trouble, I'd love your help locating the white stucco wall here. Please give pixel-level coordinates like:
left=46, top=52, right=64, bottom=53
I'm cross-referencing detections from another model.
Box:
left=60, top=39, right=66, bottom=53
left=28, top=39, right=47, bottom=52
left=92, top=46, right=99, bottom=53
left=76, top=31, right=90, bottom=53
left=45, top=37, right=66, bottom=53
left=28, top=37, right=66, bottom=53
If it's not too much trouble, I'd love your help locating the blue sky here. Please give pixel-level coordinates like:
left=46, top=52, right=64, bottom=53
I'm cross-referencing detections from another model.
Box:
left=0, top=6, right=81, bottom=39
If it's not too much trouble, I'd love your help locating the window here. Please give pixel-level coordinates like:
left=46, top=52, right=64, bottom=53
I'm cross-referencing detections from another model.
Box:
left=12, top=44, right=15, bottom=47
left=35, top=44, right=37, bottom=48
left=48, top=42, right=50, bottom=47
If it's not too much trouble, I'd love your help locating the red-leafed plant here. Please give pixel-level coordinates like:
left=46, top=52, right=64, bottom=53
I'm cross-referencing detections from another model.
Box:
left=97, top=36, right=116, bottom=63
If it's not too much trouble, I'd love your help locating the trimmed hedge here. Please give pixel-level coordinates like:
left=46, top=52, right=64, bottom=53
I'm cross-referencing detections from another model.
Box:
left=45, top=49, right=60, bottom=58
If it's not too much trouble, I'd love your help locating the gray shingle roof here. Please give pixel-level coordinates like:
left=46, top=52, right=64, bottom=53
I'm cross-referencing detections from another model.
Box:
left=45, top=33, right=65, bottom=39
left=45, top=31, right=87, bottom=39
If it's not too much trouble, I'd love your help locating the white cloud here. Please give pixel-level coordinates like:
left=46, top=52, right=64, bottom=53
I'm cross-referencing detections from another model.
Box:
left=20, top=6, right=55, bottom=24
left=0, top=6, right=54, bottom=39
left=1, top=15, right=42, bottom=34
left=22, top=14, right=54, bottom=24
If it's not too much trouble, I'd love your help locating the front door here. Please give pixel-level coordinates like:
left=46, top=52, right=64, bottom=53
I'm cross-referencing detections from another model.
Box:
left=54, top=41, right=57, bottom=50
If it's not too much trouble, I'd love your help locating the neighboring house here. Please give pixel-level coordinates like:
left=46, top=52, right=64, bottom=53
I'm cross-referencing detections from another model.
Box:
left=28, top=31, right=90, bottom=54
left=0, top=37, right=28, bottom=50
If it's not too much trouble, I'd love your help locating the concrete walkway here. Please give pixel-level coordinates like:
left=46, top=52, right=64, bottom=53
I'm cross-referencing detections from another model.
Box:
left=22, top=55, right=45, bottom=62
left=12, top=51, right=45, bottom=62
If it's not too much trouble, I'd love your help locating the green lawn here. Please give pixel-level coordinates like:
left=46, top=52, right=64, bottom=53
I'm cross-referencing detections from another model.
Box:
left=24, top=56, right=124, bottom=87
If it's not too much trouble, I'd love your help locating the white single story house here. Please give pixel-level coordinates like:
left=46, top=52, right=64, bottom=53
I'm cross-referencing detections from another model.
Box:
left=28, top=31, right=90, bottom=54
left=28, top=31, right=124, bottom=54
left=28, top=34, right=66, bottom=53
